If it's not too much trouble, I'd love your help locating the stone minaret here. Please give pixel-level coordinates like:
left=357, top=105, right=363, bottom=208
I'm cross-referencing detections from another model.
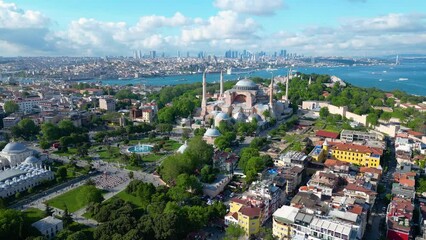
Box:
left=285, top=68, right=290, bottom=101
left=308, top=76, right=312, bottom=85
left=220, top=70, right=224, bottom=98
left=201, top=69, right=207, bottom=117
left=269, top=74, right=274, bottom=106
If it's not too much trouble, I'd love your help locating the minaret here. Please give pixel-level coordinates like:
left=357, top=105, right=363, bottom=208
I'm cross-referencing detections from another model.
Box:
left=285, top=68, right=290, bottom=101
left=269, top=74, right=274, bottom=106
left=308, top=76, right=312, bottom=85
left=201, top=69, right=207, bottom=117
left=219, top=70, right=224, bottom=97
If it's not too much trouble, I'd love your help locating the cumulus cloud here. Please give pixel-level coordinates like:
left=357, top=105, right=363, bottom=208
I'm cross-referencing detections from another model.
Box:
left=0, top=1, right=426, bottom=57
left=213, top=0, right=283, bottom=15
left=270, top=13, right=426, bottom=56
left=0, top=1, right=50, bottom=28
left=343, top=13, right=426, bottom=33
left=181, top=11, right=259, bottom=42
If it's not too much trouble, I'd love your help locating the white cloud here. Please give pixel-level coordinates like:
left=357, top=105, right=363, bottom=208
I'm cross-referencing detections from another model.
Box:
left=0, top=1, right=50, bottom=28
left=1, top=1, right=426, bottom=57
left=214, top=0, right=283, bottom=15
left=181, top=11, right=259, bottom=42
left=343, top=13, right=426, bottom=33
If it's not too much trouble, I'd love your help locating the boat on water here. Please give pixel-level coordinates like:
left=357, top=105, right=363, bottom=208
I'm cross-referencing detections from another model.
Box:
left=398, top=78, right=409, bottom=81
left=226, top=67, right=232, bottom=75
left=379, top=79, right=383, bottom=81
left=266, top=66, right=278, bottom=71
left=118, top=77, right=134, bottom=80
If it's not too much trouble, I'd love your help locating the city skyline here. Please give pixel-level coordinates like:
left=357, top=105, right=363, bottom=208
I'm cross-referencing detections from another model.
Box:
left=1, top=0, right=426, bottom=57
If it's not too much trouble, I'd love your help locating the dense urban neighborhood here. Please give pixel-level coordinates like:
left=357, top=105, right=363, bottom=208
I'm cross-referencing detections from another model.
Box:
left=0, top=65, right=426, bottom=240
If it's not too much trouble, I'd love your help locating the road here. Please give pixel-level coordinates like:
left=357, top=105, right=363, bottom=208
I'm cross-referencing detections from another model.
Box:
left=364, top=139, right=396, bottom=240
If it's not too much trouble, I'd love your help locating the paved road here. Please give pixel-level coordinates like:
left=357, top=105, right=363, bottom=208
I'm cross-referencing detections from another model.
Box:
left=364, top=139, right=396, bottom=240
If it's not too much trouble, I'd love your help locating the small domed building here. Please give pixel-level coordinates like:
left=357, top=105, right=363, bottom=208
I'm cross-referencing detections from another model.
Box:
left=203, top=127, right=221, bottom=145
left=176, top=141, right=188, bottom=154
left=0, top=142, right=33, bottom=167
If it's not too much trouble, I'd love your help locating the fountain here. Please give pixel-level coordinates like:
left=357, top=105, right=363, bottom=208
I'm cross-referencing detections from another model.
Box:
left=127, top=142, right=153, bottom=153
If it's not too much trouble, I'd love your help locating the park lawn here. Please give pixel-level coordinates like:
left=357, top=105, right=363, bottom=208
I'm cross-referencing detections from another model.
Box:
left=46, top=185, right=89, bottom=212
left=53, top=148, right=77, bottom=157
left=125, top=165, right=142, bottom=171
left=324, top=124, right=342, bottom=133
left=142, top=153, right=163, bottom=162
left=23, top=208, right=45, bottom=223
left=163, top=140, right=181, bottom=151
left=96, top=147, right=121, bottom=162
left=114, top=190, right=144, bottom=208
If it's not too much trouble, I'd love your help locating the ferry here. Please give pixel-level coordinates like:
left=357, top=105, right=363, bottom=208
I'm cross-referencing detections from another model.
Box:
left=398, top=78, right=408, bottom=81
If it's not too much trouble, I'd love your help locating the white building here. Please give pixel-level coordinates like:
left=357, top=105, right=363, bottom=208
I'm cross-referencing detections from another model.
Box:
left=272, top=205, right=359, bottom=240
left=0, top=142, right=33, bottom=167
left=0, top=156, right=54, bottom=198
left=16, top=98, right=46, bottom=113
left=99, top=97, right=116, bottom=111
left=32, top=216, right=63, bottom=239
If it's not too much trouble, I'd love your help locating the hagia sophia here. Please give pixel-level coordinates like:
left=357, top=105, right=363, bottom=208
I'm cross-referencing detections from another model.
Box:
left=198, top=70, right=293, bottom=127
left=197, top=70, right=293, bottom=144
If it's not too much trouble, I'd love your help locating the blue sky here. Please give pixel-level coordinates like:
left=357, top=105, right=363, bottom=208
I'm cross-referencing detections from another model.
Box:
left=1, top=0, right=426, bottom=56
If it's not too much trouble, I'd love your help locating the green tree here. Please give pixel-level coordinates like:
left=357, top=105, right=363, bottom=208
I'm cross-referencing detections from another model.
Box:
left=238, top=147, right=259, bottom=170
left=81, top=185, right=104, bottom=204
left=11, top=118, right=40, bottom=140
left=56, top=167, right=67, bottom=181
left=319, top=107, right=329, bottom=119
left=372, top=98, right=383, bottom=106
left=156, top=123, right=173, bottom=133
left=0, top=209, right=24, bottom=239
left=66, top=231, right=89, bottom=240
left=62, top=207, right=73, bottom=227
left=4, top=101, right=19, bottom=114
left=45, top=203, right=53, bottom=216
left=224, top=224, right=245, bottom=240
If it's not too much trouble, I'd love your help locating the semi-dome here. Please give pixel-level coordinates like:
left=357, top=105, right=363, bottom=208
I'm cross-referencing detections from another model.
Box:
left=234, top=78, right=258, bottom=90
left=215, top=112, right=230, bottom=121
left=204, top=128, right=221, bottom=138
left=176, top=141, right=188, bottom=154
left=23, top=156, right=41, bottom=165
left=2, top=142, right=27, bottom=153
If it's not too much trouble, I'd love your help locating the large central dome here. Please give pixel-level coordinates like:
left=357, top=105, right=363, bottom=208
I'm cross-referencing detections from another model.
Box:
left=2, top=142, right=27, bottom=154
left=234, top=78, right=258, bottom=90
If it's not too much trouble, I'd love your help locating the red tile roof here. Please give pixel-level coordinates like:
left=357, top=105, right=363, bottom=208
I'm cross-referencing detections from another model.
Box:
left=407, top=130, right=424, bottom=137
left=324, top=159, right=350, bottom=167
left=345, top=183, right=377, bottom=195
left=316, top=130, right=339, bottom=139
left=349, top=205, right=363, bottom=215
left=359, top=167, right=382, bottom=175
left=231, top=198, right=247, bottom=205
left=239, top=206, right=261, bottom=217
left=331, top=143, right=383, bottom=156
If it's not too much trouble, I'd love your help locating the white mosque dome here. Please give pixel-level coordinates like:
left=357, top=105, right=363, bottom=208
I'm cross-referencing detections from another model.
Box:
left=215, top=112, right=230, bottom=121
left=177, top=141, right=188, bottom=154
left=204, top=128, right=221, bottom=138
left=2, top=142, right=27, bottom=154
left=234, top=78, right=258, bottom=90
left=209, top=111, right=221, bottom=117
left=23, top=156, right=41, bottom=165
